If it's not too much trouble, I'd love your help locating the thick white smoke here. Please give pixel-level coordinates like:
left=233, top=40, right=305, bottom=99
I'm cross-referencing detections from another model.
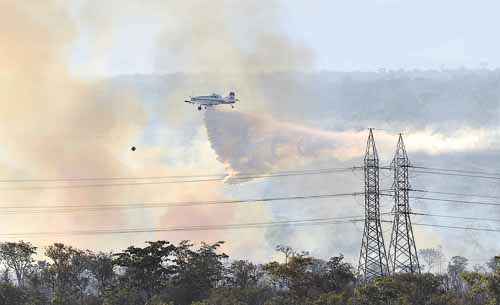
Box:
left=204, top=109, right=371, bottom=181
left=204, top=109, right=497, bottom=181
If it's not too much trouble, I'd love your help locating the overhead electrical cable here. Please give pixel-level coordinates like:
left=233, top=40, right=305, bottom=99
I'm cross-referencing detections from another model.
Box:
left=0, top=168, right=361, bottom=190
left=411, top=196, right=500, bottom=207
left=0, top=167, right=360, bottom=183
left=1, top=216, right=498, bottom=238
left=380, top=219, right=500, bottom=232
left=410, top=165, right=500, bottom=177
left=0, top=216, right=365, bottom=237
left=410, top=189, right=500, bottom=200
left=411, top=170, right=500, bottom=181
left=0, top=192, right=364, bottom=214
left=409, top=211, right=500, bottom=223
left=411, top=222, right=500, bottom=233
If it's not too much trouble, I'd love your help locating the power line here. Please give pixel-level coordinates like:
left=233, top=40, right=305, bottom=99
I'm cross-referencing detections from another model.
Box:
left=0, top=167, right=359, bottom=183
left=410, top=165, right=500, bottom=177
left=0, top=173, right=225, bottom=183
left=0, top=192, right=364, bottom=214
left=411, top=223, right=500, bottom=233
left=0, top=168, right=360, bottom=191
left=412, top=170, right=500, bottom=181
left=409, top=211, right=500, bottom=223
left=0, top=217, right=365, bottom=238
left=385, top=210, right=500, bottom=223
left=411, top=196, right=500, bottom=207
left=380, top=220, right=500, bottom=232
left=1, top=216, right=498, bottom=238
left=411, top=189, right=500, bottom=200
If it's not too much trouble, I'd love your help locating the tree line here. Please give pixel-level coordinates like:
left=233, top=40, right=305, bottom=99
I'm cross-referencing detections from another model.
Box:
left=0, top=240, right=498, bottom=305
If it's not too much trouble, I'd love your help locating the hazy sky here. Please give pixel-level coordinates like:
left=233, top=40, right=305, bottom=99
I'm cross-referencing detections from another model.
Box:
left=284, top=0, right=500, bottom=71
left=70, top=0, right=500, bottom=76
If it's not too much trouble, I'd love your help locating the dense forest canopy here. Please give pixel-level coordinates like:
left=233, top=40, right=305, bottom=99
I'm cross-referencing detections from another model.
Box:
left=0, top=240, right=498, bottom=305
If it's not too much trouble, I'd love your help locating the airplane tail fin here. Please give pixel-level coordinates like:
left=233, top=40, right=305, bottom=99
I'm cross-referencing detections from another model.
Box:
left=227, top=91, right=236, bottom=102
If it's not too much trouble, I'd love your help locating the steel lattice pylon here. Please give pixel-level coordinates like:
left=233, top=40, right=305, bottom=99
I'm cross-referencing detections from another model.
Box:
left=388, top=134, right=420, bottom=274
left=358, top=129, right=390, bottom=282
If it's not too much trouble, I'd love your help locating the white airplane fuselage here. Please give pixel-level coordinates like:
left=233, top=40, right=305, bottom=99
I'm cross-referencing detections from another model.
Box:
left=185, top=92, right=237, bottom=110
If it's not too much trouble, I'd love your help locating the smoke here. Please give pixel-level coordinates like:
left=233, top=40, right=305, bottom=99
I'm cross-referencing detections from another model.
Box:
left=4, top=1, right=495, bottom=262
left=204, top=109, right=500, bottom=182
left=0, top=0, right=319, bottom=256
left=149, top=0, right=324, bottom=258
left=153, top=0, right=314, bottom=128
left=0, top=2, right=233, bottom=252
left=155, top=1, right=313, bottom=74
left=0, top=1, right=152, bottom=249
left=204, top=110, right=366, bottom=179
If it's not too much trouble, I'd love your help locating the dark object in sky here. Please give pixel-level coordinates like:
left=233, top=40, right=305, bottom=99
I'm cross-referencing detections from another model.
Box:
left=131, top=146, right=136, bottom=151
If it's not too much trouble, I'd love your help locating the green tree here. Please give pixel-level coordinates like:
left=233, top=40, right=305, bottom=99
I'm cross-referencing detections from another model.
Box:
left=0, top=241, right=37, bottom=288
left=323, top=255, right=355, bottom=293
left=461, top=271, right=493, bottom=305
left=0, top=282, right=27, bottom=305
left=392, top=273, right=446, bottom=305
left=227, top=260, right=263, bottom=288
left=428, top=293, right=461, bottom=305
left=87, top=252, right=114, bottom=297
left=191, top=287, right=273, bottom=305
left=264, top=254, right=355, bottom=301
left=353, top=273, right=472, bottom=305
left=448, top=256, right=468, bottom=294
left=275, top=246, right=295, bottom=265
left=113, top=240, right=176, bottom=302
left=264, top=254, right=312, bottom=298
left=355, top=277, right=404, bottom=305
left=25, top=260, right=52, bottom=305
left=103, top=286, right=144, bottom=305
left=171, top=241, right=228, bottom=305
left=309, top=291, right=351, bottom=305
left=45, top=243, right=93, bottom=304
left=489, top=264, right=500, bottom=305
left=418, top=247, right=444, bottom=273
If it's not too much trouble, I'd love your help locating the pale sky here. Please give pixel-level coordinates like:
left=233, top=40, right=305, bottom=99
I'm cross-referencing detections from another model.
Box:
left=70, top=0, right=500, bottom=76
left=284, top=0, right=500, bottom=71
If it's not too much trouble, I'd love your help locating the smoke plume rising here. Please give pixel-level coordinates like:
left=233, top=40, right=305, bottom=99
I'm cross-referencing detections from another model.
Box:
left=0, top=1, right=151, bottom=249
left=0, top=1, right=239, bottom=252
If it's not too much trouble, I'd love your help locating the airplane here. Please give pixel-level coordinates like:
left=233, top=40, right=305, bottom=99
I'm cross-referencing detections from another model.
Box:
left=185, top=92, right=238, bottom=110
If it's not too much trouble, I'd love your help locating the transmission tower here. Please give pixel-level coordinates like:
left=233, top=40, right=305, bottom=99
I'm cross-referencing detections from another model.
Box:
left=358, top=129, right=390, bottom=282
left=388, top=134, right=420, bottom=274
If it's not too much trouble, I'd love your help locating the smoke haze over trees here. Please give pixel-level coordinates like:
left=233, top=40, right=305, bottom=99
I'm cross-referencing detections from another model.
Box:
left=0, top=240, right=498, bottom=305
left=104, top=69, right=500, bottom=262
left=1, top=0, right=499, bottom=268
